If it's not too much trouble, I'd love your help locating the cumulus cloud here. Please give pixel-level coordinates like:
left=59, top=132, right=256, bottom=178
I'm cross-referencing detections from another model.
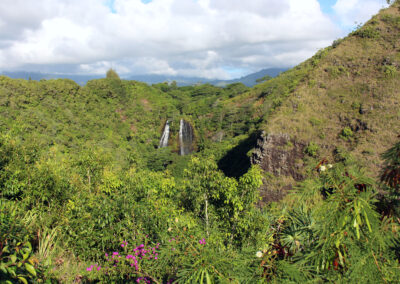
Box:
left=0, top=0, right=387, bottom=79
left=0, top=0, right=54, bottom=41
left=333, top=0, right=388, bottom=28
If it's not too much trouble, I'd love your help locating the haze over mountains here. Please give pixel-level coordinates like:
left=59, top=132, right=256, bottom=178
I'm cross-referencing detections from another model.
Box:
left=1, top=67, right=286, bottom=87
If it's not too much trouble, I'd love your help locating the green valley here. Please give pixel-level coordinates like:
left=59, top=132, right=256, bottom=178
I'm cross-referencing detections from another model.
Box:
left=1, top=1, right=400, bottom=283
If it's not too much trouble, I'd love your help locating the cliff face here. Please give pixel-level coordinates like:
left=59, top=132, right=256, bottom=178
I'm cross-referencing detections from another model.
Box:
left=251, top=132, right=306, bottom=203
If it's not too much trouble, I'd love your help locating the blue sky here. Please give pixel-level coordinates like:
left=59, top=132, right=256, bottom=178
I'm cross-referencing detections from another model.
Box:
left=318, top=0, right=336, bottom=15
left=0, top=0, right=390, bottom=79
left=320, top=0, right=388, bottom=32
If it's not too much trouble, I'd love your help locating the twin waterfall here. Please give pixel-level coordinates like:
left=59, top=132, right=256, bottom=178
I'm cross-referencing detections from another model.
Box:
left=159, top=120, right=170, bottom=148
left=159, top=119, right=194, bottom=155
left=179, top=119, right=194, bottom=156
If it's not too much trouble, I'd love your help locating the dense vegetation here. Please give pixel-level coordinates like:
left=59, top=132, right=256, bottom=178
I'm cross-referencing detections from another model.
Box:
left=1, top=1, right=400, bottom=283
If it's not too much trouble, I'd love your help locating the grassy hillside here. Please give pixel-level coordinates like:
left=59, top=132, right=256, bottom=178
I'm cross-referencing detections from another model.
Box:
left=255, top=2, right=400, bottom=176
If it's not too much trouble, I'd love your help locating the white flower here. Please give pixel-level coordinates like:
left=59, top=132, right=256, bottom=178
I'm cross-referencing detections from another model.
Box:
left=175, top=217, right=179, bottom=223
left=256, top=251, right=263, bottom=258
left=320, top=165, right=326, bottom=172
left=327, top=164, right=333, bottom=168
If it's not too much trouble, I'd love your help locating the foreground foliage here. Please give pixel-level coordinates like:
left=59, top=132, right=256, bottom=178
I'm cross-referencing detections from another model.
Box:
left=1, top=126, right=400, bottom=282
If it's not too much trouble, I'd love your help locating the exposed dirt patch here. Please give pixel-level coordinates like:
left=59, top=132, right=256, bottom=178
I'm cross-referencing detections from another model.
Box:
left=141, top=98, right=152, bottom=111
left=115, top=108, right=127, bottom=122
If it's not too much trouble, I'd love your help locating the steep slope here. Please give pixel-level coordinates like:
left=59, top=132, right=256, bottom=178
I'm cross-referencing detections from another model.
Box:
left=247, top=2, right=400, bottom=200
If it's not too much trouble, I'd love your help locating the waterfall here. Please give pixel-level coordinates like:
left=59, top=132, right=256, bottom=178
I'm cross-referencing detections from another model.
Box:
left=179, top=119, right=194, bottom=155
left=159, top=120, right=170, bottom=148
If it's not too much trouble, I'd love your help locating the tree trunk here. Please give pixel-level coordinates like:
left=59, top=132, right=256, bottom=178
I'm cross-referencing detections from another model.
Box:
left=205, top=193, right=209, bottom=237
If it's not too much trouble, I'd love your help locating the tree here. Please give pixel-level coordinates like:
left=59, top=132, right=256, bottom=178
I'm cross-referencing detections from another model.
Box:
left=183, top=156, right=262, bottom=239
left=106, top=68, right=120, bottom=80
left=256, top=75, right=272, bottom=83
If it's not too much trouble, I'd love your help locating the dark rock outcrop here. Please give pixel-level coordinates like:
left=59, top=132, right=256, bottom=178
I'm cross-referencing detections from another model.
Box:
left=251, top=132, right=306, bottom=179
left=251, top=132, right=306, bottom=203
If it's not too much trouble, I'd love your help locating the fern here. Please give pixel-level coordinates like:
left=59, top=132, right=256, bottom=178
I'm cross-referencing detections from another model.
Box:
left=275, top=162, right=400, bottom=282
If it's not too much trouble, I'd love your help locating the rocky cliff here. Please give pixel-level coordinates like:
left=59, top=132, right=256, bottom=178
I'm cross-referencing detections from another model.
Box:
left=251, top=132, right=306, bottom=203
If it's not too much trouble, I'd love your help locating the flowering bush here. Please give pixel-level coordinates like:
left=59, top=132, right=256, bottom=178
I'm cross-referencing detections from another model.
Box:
left=85, top=240, right=163, bottom=282
left=83, top=217, right=261, bottom=283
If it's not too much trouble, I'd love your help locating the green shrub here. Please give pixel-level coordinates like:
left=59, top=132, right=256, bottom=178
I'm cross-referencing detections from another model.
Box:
left=332, top=38, right=343, bottom=48
left=0, top=202, right=42, bottom=283
left=340, top=127, right=354, bottom=140
left=352, top=26, right=380, bottom=39
left=381, top=14, right=400, bottom=29
left=383, top=65, right=397, bottom=78
left=326, top=66, right=349, bottom=78
left=225, top=82, right=250, bottom=97
left=256, top=75, right=272, bottom=84
left=309, top=117, right=322, bottom=127
left=304, top=142, right=319, bottom=157
left=310, top=48, right=329, bottom=67
left=351, top=102, right=361, bottom=110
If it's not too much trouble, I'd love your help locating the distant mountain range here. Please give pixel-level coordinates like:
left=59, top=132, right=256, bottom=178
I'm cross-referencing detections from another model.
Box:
left=211, top=68, right=286, bottom=87
left=1, top=67, right=287, bottom=87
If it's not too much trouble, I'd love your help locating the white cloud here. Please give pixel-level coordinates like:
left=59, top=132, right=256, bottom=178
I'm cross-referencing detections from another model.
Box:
left=333, top=0, right=388, bottom=28
left=0, top=0, right=384, bottom=79
left=79, top=61, right=131, bottom=75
